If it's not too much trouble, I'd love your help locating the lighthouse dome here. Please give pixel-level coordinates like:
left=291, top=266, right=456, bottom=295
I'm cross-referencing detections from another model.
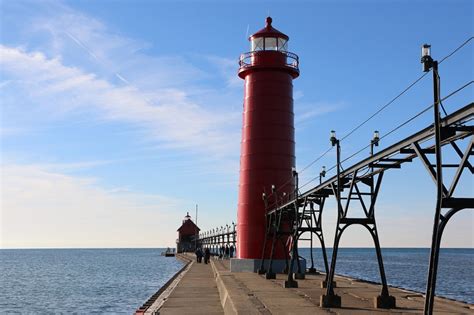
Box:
left=249, top=17, right=289, bottom=52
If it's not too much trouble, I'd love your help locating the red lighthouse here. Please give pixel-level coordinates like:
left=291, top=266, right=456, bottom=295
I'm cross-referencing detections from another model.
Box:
left=234, top=17, right=299, bottom=268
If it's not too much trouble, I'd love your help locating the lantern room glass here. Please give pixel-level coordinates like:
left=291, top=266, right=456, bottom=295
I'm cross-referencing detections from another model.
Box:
left=264, top=37, right=277, bottom=50
left=251, top=38, right=264, bottom=51
left=278, top=38, right=288, bottom=51
left=251, top=37, right=289, bottom=52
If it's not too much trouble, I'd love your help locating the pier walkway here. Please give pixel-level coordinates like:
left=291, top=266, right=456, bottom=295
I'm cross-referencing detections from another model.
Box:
left=212, top=259, right=472, bottom=314
left=141, top=254, right=472, bottom=314
left=144, top=255, right=224, bottom=315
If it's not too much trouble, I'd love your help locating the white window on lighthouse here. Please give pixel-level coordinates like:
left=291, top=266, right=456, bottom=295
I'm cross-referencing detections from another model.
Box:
left=278, top=38, right=288, bottom=52
left=251, top=38, right=264, bottom=51
left=251, top=37, right=288, bottom=52
left=264, top=37, right=277, bottom=50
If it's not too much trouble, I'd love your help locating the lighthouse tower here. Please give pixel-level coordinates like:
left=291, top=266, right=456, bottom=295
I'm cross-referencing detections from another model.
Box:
left=232, top=17, right=299, bottom=271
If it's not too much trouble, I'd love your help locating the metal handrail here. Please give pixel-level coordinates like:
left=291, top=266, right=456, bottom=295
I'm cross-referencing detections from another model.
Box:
left=239, top=50, right=299, bottom=70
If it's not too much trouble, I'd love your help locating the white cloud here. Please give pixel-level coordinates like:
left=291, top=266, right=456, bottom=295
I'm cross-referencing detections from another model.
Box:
left=0, top=45, right=239, bottom=156
left=295, top=101, right=344, bottom=125
left=0, top=163, right=183, bottom=248
left=2, top=3, right=242, bottom=157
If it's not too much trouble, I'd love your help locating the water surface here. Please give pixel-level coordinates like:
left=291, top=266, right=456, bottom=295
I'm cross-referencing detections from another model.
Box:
left=0, top=248, right=183, bottom=313
left=299, top=247, right=473, bottom=303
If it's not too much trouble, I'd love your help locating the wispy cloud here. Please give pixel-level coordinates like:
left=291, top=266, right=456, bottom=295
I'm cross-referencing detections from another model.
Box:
left=203, top=55, right=241, bottom=88
left=2, top=4, right=241, bottom=157
left=1, top=44, right=239, bottom=156
left=295, top=101, right=344, bottom=125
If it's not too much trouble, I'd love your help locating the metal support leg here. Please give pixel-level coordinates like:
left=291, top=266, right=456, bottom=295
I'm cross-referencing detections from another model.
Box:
left=266, top=213, right=280, bottom=279
left=307, top=231, right=317, bottom=274
left=368, top=224, right=396, bottom=308
left=424, top=207, right=472, bottom=314
left=285, top=230, right=299, bottom=288
left=320, top=226, right=342, bottom=307
left=257, top=215, right=271, bottom=275
left=317, top=232, right=330, bottom=281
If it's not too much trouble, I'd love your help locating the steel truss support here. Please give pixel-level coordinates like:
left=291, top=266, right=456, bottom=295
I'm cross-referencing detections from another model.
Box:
left=416, top=135, right=474, bottom=314
left=284, top=195, right=330, bottom=288
left=321, top=170, right=396, bottom=309
left=258, top=193, right=292, bottom=279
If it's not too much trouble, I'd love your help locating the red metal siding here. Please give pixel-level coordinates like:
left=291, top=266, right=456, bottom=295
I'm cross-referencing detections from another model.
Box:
left=237, top=56, right=298, bottom=259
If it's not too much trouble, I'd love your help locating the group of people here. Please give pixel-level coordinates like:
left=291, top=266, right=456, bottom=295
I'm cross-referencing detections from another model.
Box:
left=218, top=244, right=234, bottom=259
left=194, top=247, right=211, bottom=264
left=195, top=244, right=235, bottom=264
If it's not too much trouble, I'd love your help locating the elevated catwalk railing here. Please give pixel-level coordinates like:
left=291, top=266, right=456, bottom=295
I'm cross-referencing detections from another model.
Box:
left=259, top=101, right=473, bottom=313
left=197, top=223, right=237, bottom=256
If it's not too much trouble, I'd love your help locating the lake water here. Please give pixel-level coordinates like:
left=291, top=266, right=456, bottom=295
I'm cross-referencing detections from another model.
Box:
left=298, top=247, right=473, bottom=303
left=0, top=249, right=183, bottom=313
left=0, top=248, right=472, bottom=313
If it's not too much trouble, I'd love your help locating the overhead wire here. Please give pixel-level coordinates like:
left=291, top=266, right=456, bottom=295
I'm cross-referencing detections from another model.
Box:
left=266, top=36, right=473, bottom=199
left=339, top=36, right=473, bottom=143
left=290, top=36, right=474, bottom=193
left=296, top=80, right=473, bottom=192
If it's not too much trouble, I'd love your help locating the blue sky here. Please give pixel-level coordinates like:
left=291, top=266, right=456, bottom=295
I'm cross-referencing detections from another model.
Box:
left=1, top=0, right=472, bottom=248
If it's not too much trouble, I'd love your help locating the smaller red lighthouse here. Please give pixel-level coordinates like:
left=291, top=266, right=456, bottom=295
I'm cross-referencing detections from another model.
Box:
left=176, top=212, right=200, bottom=253
left=232, top=17, right=299, bottom=272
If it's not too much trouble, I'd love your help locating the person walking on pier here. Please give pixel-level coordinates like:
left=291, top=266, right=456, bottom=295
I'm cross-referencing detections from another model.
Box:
left=225, top=245, right=230, bottom=259
left=229, top=245, right=234, bottom=258
left=195, top=247, right=203, bottom=263
left=204, top=247, right=210, bottom=264
left=219, top=245, right=225, bottom=260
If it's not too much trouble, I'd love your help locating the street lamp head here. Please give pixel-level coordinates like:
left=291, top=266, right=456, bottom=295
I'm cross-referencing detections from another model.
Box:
left=291, top=166, right=297, bottom=177
left=262, top=192, right=266, bottom=200
left=372, top=130, right=380, bottom=146
left=320, top=165, right=326, bottom=177
left=421, top=43, right=434, bottom=72
left=271, top=184, right=276, bottom=193
left=422, top=44, right=431, bottom=58
left=330, top=130, right=338, bottom=146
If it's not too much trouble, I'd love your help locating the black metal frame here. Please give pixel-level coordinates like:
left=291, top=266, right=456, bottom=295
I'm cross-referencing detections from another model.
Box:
left=258, top=190, right=292, bottom=279
left=284, top=184, right=330, bottom=288
left=195, top=100, right=472, bottom=312
left=322, top=169, right=394, bottom=307
left=262, top=102, right=472, bottom=311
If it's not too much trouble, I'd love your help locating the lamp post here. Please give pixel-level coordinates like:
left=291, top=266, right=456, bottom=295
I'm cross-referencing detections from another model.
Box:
left=330, top=131, right=341, bottom=216
left=232, top=221, right=236, bottom=252
left=370, top=130, right=380, bottom=156
left=320, top=166, right=326, bottom=184
left=421, top=43, right=443, bottom=315
left=370, top=130, right=380, bottom=198
left=284, top=167, right=300, bottom=288
left=324, top=130, right=342, bottom=302
left=292, top=166, right=298, bottom=199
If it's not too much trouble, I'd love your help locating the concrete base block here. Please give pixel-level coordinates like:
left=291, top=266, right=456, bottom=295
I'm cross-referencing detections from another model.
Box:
left=294, top=272, right=305, bottom=280
left=265, top=271, right=276, bottom=279
left=284, top=279, right=298, bottom=288
left=306, top=267, right=320, bottom=275
left=321, top=280, right=337, bottom=288
left=373, top=295, right=396, bottom=309
left=230, top=258, right=306, bottom=273
left=320, top=294, right=341, bottom=308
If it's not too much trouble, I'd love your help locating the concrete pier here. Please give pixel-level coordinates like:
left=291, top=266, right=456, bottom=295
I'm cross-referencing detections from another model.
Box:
left=138, top=254, right=473, bottom=314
